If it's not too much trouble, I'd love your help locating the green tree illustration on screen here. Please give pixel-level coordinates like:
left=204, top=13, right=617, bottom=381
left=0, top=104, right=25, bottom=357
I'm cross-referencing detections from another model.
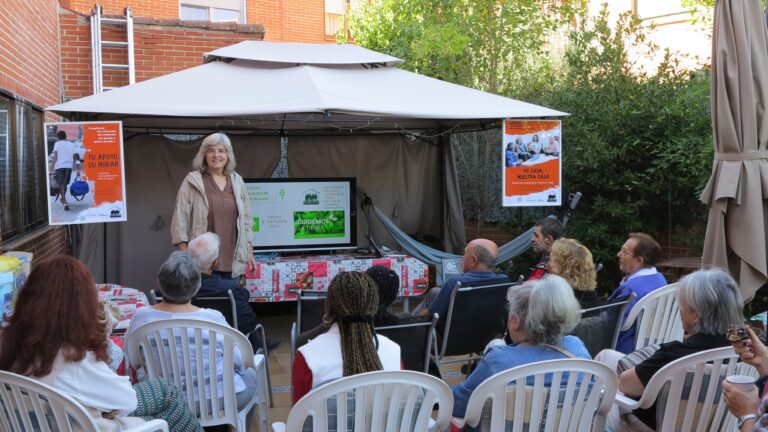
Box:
left=294, top=211, right=346, bottom=239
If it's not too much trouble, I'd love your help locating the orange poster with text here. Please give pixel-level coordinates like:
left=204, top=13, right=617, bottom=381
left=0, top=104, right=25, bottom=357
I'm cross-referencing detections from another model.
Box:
left=44, top=120, right=127, bottom=225
left=501, top=119, right=562, bottom=206
left=83, top=123, right=123, bottom=206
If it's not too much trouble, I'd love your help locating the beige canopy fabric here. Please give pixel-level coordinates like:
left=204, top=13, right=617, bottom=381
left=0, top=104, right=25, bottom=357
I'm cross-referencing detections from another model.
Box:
left=701, top=0, right=768, bottom=301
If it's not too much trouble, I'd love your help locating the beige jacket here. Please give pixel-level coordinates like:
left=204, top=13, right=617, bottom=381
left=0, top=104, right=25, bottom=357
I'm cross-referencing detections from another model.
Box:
left=170, top=170, right=253, bottom=277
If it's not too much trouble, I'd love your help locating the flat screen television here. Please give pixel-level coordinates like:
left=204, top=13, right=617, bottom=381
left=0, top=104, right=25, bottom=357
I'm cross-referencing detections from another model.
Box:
left=244, top=178, right=357, bottom=252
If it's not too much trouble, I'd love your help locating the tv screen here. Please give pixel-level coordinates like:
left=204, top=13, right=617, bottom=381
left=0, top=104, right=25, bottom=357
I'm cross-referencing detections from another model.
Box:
left=244, top=178, right=357, bottom=252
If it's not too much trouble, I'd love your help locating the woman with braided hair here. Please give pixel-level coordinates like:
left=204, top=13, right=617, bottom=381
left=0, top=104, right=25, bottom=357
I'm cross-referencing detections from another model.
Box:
left=291, top=271, right=402, bottom=403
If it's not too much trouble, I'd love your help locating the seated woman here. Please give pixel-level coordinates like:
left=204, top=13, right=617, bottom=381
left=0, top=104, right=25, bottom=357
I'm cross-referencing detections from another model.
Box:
left=0, top=256, right=201, bottom=432
left=548, top=238, right=599, bottom=305
left=292, top=271, right=402, bottom=403
left=126, top=251, right=258, bottom=410
left=296, top=265, right=408, bottom=347
left=599, top=268, right=743, bottom=431
left=452, top=275, right=589, bottom=421
left=504, top=143, right=519, bottom=167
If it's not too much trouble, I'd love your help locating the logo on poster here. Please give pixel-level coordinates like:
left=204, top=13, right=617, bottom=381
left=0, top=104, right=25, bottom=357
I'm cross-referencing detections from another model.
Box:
left=303, top=189, right=320, bottom=205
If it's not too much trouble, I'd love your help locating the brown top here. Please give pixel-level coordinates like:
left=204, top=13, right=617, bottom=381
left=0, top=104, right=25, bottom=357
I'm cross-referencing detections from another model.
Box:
left=203, top=173, right=238, bottom=273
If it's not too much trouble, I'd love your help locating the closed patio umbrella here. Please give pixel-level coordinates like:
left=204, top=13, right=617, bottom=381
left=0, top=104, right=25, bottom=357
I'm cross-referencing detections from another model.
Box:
left=701, top=0, right=768, bottom=301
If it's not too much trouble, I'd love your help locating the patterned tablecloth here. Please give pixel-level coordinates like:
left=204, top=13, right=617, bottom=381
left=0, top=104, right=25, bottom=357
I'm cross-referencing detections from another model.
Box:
left=97, top=283, right=149, bottom=331
left=244, top=255, right=429, bottom=302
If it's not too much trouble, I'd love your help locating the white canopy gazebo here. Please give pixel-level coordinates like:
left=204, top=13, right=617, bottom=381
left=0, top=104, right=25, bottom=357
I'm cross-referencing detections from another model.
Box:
left=48, top=41, right=567, bottom=290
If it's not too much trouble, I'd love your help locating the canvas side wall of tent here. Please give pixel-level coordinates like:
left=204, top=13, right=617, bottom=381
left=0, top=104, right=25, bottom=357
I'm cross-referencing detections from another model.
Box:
left=48, top=41, right=566, bottom=292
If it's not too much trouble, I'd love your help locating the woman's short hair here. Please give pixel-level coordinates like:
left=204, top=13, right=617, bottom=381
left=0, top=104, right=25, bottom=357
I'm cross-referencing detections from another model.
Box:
left=507, top=275, right=581, bottom=345
left=678, top=268, right=744, bottom=335
left=192, top=132, right=236, bottom=176
left=327, top=271, right=383, bottom=376
left=366, top=265, right=400, bottom=321
left=0, top=256, right=108, bottom=376
left=548, top=238, right=597, bottom=292
left=157, top=251, right=202, bottom=304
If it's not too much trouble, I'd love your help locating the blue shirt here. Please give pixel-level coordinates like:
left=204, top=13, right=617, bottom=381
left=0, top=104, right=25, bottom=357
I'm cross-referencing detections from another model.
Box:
left=452, top=336, right=591, bottom=418
left=610, top=270, right=668, bottom=353
left=427, top=271, right=511, bottom=321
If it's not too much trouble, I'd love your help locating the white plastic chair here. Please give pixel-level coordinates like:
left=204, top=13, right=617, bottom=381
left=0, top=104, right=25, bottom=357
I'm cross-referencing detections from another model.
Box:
left=615, top=346, right=759, bottom=432
left=271, top=370, right=453, bottom=432
left=0, top=370, right=168, bottom=432
left=124, top=319, right=269, bottom=431
left=621, top=282, right=684, bottom=351
left=452, top=358, right=617, bottom=432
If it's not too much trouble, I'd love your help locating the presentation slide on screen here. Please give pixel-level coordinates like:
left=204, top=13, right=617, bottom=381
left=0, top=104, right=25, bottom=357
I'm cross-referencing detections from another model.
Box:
left=245, top=180, right=353, bottom=250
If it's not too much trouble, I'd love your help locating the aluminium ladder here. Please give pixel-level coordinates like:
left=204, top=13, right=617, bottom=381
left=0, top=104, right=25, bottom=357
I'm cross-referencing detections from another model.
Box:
left=90, top=5, right=135, bottom=94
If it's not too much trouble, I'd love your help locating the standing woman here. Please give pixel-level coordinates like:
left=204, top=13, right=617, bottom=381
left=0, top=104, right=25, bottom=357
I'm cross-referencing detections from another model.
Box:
left=172, top=132, right=255, bottom=279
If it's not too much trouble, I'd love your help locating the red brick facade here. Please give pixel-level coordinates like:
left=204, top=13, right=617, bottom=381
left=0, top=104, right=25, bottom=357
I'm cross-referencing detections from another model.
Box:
left=0, top=0, right=66, bottom=256
left=60, top=0, right=331, bottom=44
left=0, top=0, right=61, bottom=106
left=59, top=7, right=265, bottom=99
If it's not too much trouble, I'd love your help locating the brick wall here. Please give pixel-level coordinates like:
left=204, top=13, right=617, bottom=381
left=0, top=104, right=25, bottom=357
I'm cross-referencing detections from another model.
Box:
left=0, top=0, right=61, bottom=106
left=2, top=227, right=68, bottom=262
left=61, top=0, right=331, bottom=43
left=251, top=0, right=327, bottom=43
left=0, top=0, right=68, bottom=256
left=60, top=8, right=265, bottom=99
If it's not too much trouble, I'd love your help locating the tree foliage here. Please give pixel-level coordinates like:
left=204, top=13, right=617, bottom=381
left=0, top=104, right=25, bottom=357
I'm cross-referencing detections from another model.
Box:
left=349, top=2, right=714, bottom=291
left=344, top=0, right=583, bottom=93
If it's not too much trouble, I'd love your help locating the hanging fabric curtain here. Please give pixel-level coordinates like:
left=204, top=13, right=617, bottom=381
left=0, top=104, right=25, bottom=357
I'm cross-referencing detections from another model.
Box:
left=368, top=192, right=580, bottom=285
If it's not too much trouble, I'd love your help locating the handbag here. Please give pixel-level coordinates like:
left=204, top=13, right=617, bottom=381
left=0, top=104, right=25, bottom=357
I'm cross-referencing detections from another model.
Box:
left=69, top=174, right=89, bottom=201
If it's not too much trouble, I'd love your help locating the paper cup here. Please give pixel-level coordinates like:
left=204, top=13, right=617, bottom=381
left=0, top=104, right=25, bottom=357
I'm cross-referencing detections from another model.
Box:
left=726, top=375, right=757, bottom=392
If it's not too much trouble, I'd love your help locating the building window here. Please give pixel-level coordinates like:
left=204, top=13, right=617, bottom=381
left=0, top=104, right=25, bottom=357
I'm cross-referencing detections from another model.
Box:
left=325, top=0, right=347, bottom=37
left=180, top=1, right=241, bottom=23
left=0, top=94, right=47, bottom=242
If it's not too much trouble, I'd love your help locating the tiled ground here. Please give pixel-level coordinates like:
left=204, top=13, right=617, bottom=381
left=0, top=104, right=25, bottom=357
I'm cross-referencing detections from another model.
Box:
left=248, top=301, right=467, bottom=431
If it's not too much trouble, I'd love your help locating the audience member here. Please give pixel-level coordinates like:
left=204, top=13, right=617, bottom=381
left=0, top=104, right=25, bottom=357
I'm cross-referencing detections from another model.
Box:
left=548, top=238, right=599, bottom=305
left=367, top=265, right=408, bottom=323
left=295, top=265, right=408, bottom=348
left=0, top=256, right=201, bottom=432
left=598, top=269, right=743, bottom=431
left=725, top=324, right=768, bottom=432
left=529, top=217, right=564, bottom=280
left=413, top=238, right=510, bottom=321
left=187, top=232, right=281, bottom=352
left=452, top=275, right=589, bottom=426
left=292, top=271, right=401, bottom=403
left=609, top=232, right=668, bottom=353
left=126, top=251, right=258, bottom=411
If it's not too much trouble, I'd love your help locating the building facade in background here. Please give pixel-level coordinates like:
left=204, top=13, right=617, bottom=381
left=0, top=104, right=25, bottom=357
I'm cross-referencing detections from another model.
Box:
left=0, top=0, right=711, bottom=257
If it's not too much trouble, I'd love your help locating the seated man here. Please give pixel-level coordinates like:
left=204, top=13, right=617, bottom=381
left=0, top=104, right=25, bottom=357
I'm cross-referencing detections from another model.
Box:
left=528, top=217, right=563, bottom=280
left=188, top=232, right=281, bottom=352
left=413, top=238, right=510, bottom=322
left=609, top=232, right=668, bottom=353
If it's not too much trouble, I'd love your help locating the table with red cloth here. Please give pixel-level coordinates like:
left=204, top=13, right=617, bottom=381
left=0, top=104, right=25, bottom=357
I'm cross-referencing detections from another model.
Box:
left=244, top=255, right=429, bottom=302
left=96, top=283, right=149, bottom=332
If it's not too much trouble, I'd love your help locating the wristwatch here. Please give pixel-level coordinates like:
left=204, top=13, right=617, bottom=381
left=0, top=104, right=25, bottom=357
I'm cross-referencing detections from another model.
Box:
left=737, top=414, right=758, bottom=429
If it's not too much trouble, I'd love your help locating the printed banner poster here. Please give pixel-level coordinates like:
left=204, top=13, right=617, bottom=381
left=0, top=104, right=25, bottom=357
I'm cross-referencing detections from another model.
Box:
left=44, top=121, right=127, bottom=225
left=502, top=119, right=562, bottom=207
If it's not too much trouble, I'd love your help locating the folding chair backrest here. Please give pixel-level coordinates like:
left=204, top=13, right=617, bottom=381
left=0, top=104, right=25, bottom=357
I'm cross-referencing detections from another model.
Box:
left=640, top=346, right=758, bottom=432
left=0, top=370, right=99, bottom=432
left=461, top=358, right=617, bottom=432
left=192, top=290, right=239, bottom=330
left=439, top=280, right=515, bottom=358
left=124, top=318, right=255, bottom=428
left=375, top=314, right=438, bottom=373
left=297, top=290, right=327, bottom=334
left=285, top=370, right=453, bottom=432
left=569, top=293, right=635, bottom=357
left=622, top=283, right=683, bottom=351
